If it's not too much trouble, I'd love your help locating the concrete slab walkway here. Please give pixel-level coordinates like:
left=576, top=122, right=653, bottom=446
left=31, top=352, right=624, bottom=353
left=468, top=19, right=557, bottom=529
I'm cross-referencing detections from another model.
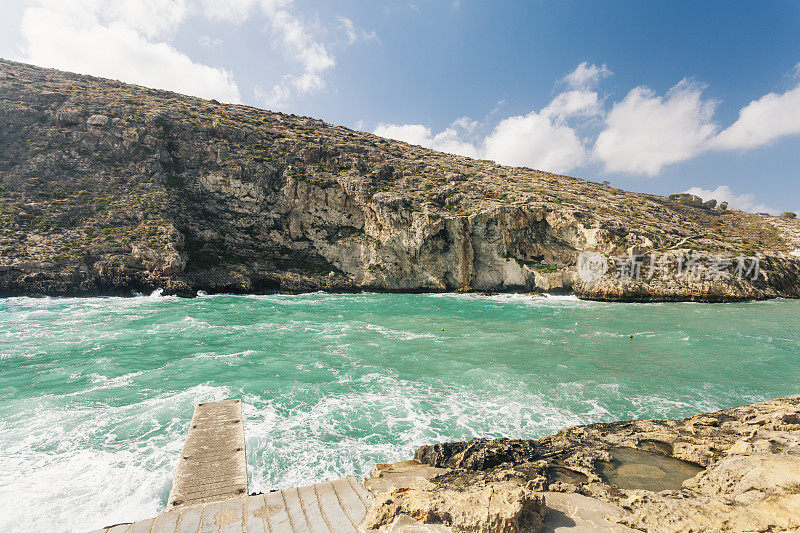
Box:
left=167, top=399, right=247, bottom=510
left=89, top=477, right=372, bottom=533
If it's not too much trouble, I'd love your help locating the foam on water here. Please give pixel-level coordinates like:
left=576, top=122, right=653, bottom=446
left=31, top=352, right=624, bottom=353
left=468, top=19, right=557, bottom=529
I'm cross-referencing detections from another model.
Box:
left=0, top=294, right=799, bottom=531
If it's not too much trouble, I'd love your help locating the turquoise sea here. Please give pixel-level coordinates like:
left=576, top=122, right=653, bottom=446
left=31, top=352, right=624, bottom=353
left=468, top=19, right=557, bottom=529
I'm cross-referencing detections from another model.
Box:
left=1, top=292, right=799, bottom=531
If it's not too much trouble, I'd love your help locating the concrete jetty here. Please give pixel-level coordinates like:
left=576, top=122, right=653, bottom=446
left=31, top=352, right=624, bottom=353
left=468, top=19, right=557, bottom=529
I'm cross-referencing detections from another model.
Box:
left=167, top=399, right=248, bottom=510
left=88, top=399, right=372, bottom=532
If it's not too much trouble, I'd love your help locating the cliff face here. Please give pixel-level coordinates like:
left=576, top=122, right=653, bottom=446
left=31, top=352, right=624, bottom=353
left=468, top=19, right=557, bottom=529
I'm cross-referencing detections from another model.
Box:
left=1, top=59, right=799, bottom=300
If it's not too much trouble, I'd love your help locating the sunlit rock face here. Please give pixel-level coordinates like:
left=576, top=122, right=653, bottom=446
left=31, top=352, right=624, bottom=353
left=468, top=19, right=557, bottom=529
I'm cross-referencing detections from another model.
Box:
left=363, top=397, right=800, bottom=532
left=1, top=59, right=799, bottom=299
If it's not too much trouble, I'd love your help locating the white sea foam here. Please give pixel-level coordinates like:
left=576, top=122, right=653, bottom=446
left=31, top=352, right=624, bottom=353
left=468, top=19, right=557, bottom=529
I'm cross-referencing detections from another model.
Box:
left=0, top=385, right=232, bottom=532
left=0, top=294, right=797, bottom=531
left=237, top=370, right=672, bottom=494
left=363, top=323, right=438, bottom=340
left=426, top=292, right=595, bottom=308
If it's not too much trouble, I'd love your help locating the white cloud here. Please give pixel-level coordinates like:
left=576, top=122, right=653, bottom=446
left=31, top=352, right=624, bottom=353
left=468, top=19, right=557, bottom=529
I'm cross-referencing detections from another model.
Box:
left=254, top=2, right=335, bottom=107
left=450, top=116, right=480, bottom=134
left=465, top=85, right=601, bottom=172
left=107, top=0, right=189, bottom=38
left=593, top=80, right=718, bottom=176
left=590, top=69, right=800, bottom=176
left=373, top=123, right=434, bottom=145
left=254, top=83, right=291, bottom=108
left=563, top=61, right=611, bottom=89
left=198, top=35, right=223, bottom=47
left=374, top=61, right=800, bottom=180
left=373, top=121, right=481, bottom=158
left=337, top=16, right=379, bottom=45
left=19, top=2, right=241, bottom=103
left=267, top=9, right=334, bottom=74
left=372, top=63, right=608, bottom=173
left=198, top=0, right=257, bottom=24
left=373, top=90, right=597, bottom=173
left=483, top=111, right=587, bottom=172
left=374, top=111, right=589, bottom=174
left=17, top=0, right=349, bottom=108
left=684, top=185, right=776, bottom=214
left=711, top=83, right=800, bottom=150
left=543, top=90, right=602, bottom=120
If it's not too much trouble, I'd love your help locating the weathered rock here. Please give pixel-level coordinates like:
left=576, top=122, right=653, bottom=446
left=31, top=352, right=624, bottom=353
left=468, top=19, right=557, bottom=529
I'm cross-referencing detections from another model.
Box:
left=538, top=492, right=638, bottom=532
left=387, top=397, right=800, bottom=532
left=415, top=439, right=539, bottom=470
left=363, top=461, right=546, bottom=532
left=86, top=114, right=109, bottom=126
left=1, top=59, right=799, bottom=300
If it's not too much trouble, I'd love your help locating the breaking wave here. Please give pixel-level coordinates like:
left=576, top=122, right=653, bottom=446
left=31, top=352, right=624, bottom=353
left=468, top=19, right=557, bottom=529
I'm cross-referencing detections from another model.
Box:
left=0, top=294, right=798, bottom=531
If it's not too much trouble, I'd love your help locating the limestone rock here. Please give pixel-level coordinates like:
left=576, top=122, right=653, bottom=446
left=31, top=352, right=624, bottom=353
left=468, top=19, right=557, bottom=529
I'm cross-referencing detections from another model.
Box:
left=362, top=461, right=546, bottom=532
left=394, top=397, right=800, bottom=532
left=1, top=58, right=799, bottom=300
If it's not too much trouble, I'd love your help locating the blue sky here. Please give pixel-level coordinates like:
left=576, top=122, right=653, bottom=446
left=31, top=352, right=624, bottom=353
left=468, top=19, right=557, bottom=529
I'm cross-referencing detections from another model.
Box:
left=1, top=1, right=799, bottom=213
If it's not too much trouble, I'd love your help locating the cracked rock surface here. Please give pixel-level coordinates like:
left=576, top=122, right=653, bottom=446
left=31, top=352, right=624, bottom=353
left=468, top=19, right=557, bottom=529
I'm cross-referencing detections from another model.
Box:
left=362, top=397, right=800, bottom=532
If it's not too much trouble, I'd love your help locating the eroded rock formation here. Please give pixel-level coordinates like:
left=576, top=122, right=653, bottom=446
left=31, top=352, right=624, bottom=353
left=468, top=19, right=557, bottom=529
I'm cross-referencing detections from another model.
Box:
left=362, top=397, right=800, bottom=532
left=1, top=59, right=799, bottom=300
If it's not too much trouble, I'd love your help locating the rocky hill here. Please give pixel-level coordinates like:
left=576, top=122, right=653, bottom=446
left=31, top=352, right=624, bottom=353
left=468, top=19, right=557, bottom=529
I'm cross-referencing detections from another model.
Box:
left=1, top=59, right=799, bottom=300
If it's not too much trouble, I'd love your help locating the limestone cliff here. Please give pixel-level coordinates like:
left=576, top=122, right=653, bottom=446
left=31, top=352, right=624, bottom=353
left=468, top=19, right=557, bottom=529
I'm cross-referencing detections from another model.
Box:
left=1, top=59, right=799, bottom=300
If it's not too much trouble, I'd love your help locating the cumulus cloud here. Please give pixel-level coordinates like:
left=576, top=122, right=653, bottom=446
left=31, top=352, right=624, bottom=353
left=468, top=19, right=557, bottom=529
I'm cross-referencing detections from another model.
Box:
left=543, top=90, right=602, bottom=120
left=591, top=71, right=800, bottom=175
left=373, top=120, right=481, bottom=158
left=19, top=1, right=241, bottom=103
left=254, top=83, right=290, bottom=108
left=16, top=0, right=363, bottom=108
left=563, top=61, right=611, bottom=89
left=375, top=60, right=800, bottom=181
left=483, top=112, right=588, bottom=172
left=372, top=62, right=615, bottom=173
left=373, top=90, right=599, bottom=173
left=684, top=185, right=776, bottom=214
left=593, top=80, right=718, bottom=176
left=105, top=0, right=189, bottom=39
left=711, top=83, right=800, bottom=150
left=473, top=83, right=603, bottom=171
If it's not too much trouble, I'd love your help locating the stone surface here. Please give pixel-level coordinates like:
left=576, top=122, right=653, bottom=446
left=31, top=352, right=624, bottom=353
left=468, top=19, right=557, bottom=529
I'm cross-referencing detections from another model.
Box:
left=402, top=396, right=800, bottom=532
left=1, top=59, right=799, bottom=301
left=167, top=399, right=247, bottom=509
left=362, top=460, right=546, bottom=532
left=95, top=477, right=370, bottom=533
left=538, top=493, right=638, bottom=533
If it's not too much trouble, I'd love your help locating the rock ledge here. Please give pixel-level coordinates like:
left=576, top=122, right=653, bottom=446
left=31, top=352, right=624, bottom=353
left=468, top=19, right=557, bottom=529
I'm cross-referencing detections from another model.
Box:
left=362, top=397, right=800, bottom=532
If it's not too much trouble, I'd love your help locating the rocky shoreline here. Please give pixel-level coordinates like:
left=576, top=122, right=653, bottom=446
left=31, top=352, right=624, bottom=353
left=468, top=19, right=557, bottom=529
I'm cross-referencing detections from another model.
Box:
left=2, top=59, right=800, bottom=302
left=361, top=397, right=800, bottom=532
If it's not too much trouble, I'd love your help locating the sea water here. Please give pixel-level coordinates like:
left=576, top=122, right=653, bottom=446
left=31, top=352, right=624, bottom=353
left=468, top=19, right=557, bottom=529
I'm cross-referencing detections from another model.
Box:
left=1, top=292, right=798, bottom=531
